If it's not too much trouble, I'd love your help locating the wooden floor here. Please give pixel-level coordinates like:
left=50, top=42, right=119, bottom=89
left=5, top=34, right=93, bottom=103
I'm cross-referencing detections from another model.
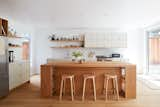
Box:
left=0, top=75, right=160, bottom=107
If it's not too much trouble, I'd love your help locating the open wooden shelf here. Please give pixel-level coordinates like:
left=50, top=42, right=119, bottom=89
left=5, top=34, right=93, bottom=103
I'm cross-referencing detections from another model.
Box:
left=9, top=45, right=22, bottom=48
left=7, top=36, right=26, bottom=39
left=50, top=40, right=84, bottom=42
left=51, top=46, right=84, bottom=49
left=0, top=18, right=8, bottom=36
left=50, top=37, right=84, bottom=49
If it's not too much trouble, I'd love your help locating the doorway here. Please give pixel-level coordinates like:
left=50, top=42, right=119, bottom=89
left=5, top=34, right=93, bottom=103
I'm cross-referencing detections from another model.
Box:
left=140, top=29, right=160, bottom=90
left=148, top=30, right=160, bottom=75
left=22, top=42, right=30, bottom=60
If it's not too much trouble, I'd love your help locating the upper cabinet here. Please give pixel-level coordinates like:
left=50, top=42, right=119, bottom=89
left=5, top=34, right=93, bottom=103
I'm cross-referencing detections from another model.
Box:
left=0, top=18, right=8, bottom=36
left=84, top=32, right=127, bottom=48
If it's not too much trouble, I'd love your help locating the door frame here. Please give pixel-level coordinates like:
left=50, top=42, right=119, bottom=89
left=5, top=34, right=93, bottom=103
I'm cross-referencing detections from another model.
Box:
left=145, top=24, right=160, bottom=75
left=145, top=31, right=150, bottom=75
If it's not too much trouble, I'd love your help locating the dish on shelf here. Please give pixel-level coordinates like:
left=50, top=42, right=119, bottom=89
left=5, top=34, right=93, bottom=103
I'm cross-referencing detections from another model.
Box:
left=8, top=43, right=21, bottom=48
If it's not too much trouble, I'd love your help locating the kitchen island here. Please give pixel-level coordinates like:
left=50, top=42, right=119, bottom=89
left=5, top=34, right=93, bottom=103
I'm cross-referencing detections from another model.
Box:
left=41, top=61, right=136, bottom=99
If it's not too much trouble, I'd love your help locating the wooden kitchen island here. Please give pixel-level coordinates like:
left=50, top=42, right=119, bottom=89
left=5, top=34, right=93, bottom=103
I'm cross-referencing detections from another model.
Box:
left=41, top=61, right=136, bottom=99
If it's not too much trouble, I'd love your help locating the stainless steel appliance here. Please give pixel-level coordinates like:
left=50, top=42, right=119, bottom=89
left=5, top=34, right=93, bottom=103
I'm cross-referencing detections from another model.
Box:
left=0, top=36, right=9, bottom=97
left=96, top=53, right=121, bottom=62
left=96, top=56, right=112, bottom=61
left=111, top=53, right=121, bottom=61
left=112, top=54, right=121, bottom=58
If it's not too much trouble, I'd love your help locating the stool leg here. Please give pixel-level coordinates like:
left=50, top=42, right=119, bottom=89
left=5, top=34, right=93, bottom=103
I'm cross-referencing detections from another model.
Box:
left=112, top=78, right=116, bottom=95
left=115, top=78, right=119, bottom=100
left=72, top=77, right=75, bottom=95
left=104, top=77, right=106, bottom=94
left=93, top=77, right=96, bottom=101
left=59, top=78, right=64, bottom=101
left=70, top=78, right=74, bottom=101
left=82, top=78, right=86, bottom=101
left=63, top=79, right=66, bottom=95
left=105, top=79, right=109, bottom=101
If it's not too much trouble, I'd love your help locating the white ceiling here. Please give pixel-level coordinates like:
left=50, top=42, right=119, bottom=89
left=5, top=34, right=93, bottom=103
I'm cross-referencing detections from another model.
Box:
left=1, top=0, right=160, bottom=29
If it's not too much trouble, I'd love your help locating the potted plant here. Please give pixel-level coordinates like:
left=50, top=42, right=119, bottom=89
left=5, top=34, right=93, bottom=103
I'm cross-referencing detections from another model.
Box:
left=72, top=51, right=83, bottom=63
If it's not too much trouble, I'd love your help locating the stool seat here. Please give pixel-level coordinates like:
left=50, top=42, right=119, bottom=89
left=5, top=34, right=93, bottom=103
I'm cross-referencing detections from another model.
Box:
left=83, top=74, right=95, bottom=78
left=62, top=75, right=74, bottom=78
left=82, top=74, right=96, bottom=101
left=104, top=74, right=117, bottom=79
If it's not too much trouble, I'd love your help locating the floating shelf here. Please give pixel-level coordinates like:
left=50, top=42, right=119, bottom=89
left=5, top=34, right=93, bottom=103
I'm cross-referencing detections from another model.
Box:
left=51, top=46, right=84, bottom=49
left=7, top=36, right=28, bottom=39
left=9, top=45, right=22, bottom=48
left=50, top=40, right=84, bottom=42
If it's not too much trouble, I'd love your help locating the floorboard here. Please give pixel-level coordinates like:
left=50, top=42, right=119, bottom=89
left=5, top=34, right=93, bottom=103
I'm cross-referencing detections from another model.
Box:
left=0, top=75, right=160, bottom=107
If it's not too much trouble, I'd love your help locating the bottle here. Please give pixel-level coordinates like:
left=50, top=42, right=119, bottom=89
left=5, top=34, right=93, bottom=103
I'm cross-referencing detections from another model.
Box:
left=52, top=34, right=55, bottom=40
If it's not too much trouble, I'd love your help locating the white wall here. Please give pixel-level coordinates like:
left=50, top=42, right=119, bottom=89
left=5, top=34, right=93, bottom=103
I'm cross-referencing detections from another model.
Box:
left=124, top=29, right=145, bottom=74
left=33, top=27, right=145, bottom=74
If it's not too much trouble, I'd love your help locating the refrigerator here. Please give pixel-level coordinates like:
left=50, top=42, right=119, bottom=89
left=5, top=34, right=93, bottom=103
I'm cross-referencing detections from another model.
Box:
left=0, top=36, right=9, bottom=97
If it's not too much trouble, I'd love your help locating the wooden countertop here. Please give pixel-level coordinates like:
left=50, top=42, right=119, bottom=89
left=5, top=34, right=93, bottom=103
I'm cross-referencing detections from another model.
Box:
left=42, top=61, right=135, bottom=68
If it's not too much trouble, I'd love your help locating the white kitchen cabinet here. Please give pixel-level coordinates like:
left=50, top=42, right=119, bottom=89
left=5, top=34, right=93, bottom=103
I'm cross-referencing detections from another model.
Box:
left=85, top=32, right=127, bottom=48
left=26, top=62, right=30, bottom=81
left=96, top=34, right=105, bottom=47
left=9, top=63, right=19, bottom=90
left=22, top=62, right=26, bottom=83
left=22, top=62, right=30, bottom=83
left=16, top=62, right=23, bottom=86
left=9, top=63, right=14, bottom=90
left=85, top=33, right=97, bottom=48
left=9, top=61, right=30, bottom=90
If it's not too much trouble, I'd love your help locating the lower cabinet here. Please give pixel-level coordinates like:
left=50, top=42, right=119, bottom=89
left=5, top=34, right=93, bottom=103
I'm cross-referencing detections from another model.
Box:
left=9, top=61, right=30, bottom=90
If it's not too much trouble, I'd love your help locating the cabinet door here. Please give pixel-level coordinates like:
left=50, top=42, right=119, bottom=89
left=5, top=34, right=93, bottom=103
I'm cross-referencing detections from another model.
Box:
left=96, top=34, right=105, bottom=47
left=21, top=62, right=26, bottom=83
left=26, top=62, right=30, bottom=81
left=9, top=63, right=21, bottom=89
left=9, top=64, right=12, bottom=90
left=9, top=62, right=30, bottom=90
left=85, top=33, right=105, bottom=48
left=109, top=33, right=116, bottom=48
left=104, top=33, right=111, bottom=48
left=85, top=33, right=97, bottom=47
left=22, top=61, right=30, bottom=83
left=15, top=63, right=23, bottom=86
left=114, top=33, right=121, bottom=48
left=11, top=63, right=17, bottom=89
left=9, top=63, right=14, bottom=90
left=84, top=34, right=90, bottom=47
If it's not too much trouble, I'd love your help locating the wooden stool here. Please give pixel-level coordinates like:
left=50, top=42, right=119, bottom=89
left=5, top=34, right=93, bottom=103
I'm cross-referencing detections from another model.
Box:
left=59, top=74, right=75, bottom=101
left=104, top=74, right=119, bottom=101
left=82, top=74, right=96, bottom=101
